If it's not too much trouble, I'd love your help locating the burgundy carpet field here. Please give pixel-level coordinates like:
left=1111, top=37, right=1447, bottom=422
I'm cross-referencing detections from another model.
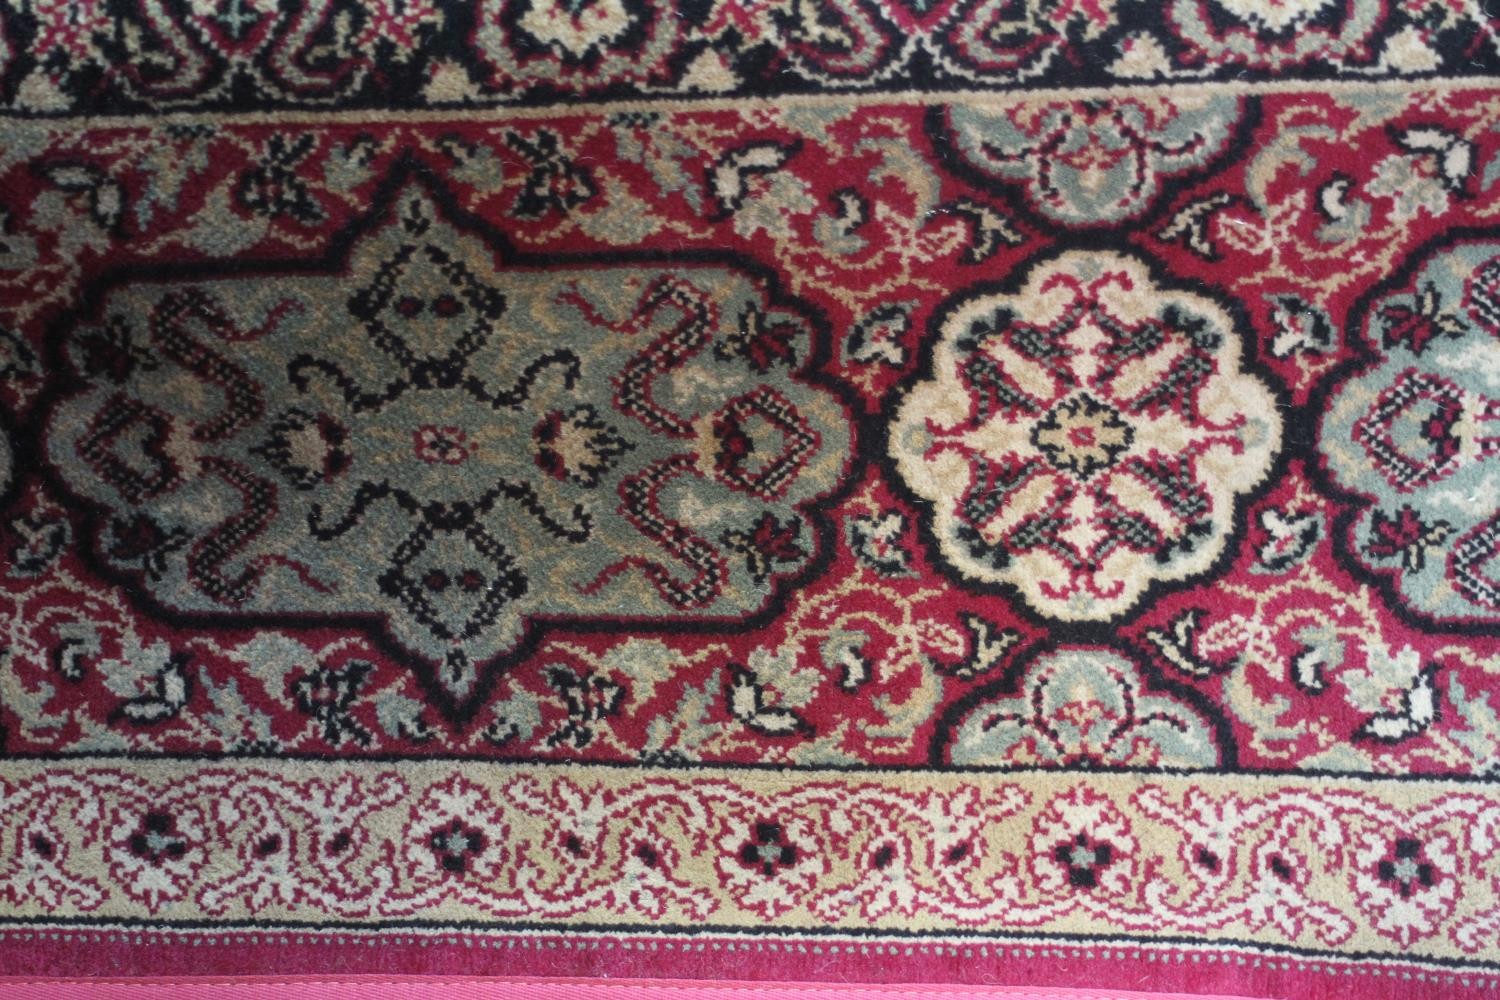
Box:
left=1, top=1, right=1500, bottom=996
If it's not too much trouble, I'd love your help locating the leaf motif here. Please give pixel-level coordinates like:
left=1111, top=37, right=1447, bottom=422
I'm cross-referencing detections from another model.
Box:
left=708, top=140, right=799, bottom=217
left=725, top=665, right=813, bottom=738
left=1145, top=608, right=1225, bottom=678
left=1292, top=644, right=1329, bottom=694
left=932, top=613, right=1020, bottom=680
left=1156, top=193, right=1236, bottom=260
left=940, top=197, right=1023, bottom=264
left=1354, top=665, right=1439, bottom=744
left=38, top=162, right=126, bottom=232
left=110, top=652, right=192, bottom=726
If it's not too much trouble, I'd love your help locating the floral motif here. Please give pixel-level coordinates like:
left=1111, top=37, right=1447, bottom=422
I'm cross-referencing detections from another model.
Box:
left=1030, top=394, right=1134, bottom=479
left=533, top=406, right=631, bottom=486
left=1318, top=239, right=1500, bottom=627
left=237, top=134, right=325, bottom=225
left=942, top=647, right=1220, bottom=768
left=427, top=817, right=488, bottom=875
left=291, top=661, right=375, bottom=747
left=1166, top=0, right=1386, bottom=70
left=934, top=0, right=1117, bottom=80
left=890, top=250, right=1281, bottom=621
left=1352, top=830, right=1459, bottom=946
left=105, top=801, right=207, bottom=912
left=400, top=776, right=511, bottom=902
left=473, top=0, right=682, bottom=94
left=1, top=763, right=1499, bottom=966
left=412, top=425, right=473, bottom=466
left=846, top=509, right=916, bottom=577
left=1028, top=787, right=1137, bottom=897
left=715, top=812, right=825, bottom=918
left=933, top=96, right=1241, bottom=225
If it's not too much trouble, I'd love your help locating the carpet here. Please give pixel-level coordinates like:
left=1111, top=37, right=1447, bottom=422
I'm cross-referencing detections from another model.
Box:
left=1, top=1, right=1499, bottom=996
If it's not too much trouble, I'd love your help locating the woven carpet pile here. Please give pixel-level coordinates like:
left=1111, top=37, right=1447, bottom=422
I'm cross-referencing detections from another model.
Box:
left=2, top=1, right=1500, bottom=996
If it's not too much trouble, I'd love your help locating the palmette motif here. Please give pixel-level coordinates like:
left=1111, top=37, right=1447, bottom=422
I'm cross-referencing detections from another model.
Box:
left=2, top=0, right=1500, bottom=985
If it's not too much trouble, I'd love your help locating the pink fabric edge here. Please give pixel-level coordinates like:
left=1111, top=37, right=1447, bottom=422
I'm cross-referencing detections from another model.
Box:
left=3, top=927, right=1495, bottom=1000
left=0, top=977, right=1269, bottom=1000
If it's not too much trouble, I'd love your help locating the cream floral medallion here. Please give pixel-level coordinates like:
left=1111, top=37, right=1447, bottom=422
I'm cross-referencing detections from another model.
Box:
left=889, top=250, right=1281, bottom=621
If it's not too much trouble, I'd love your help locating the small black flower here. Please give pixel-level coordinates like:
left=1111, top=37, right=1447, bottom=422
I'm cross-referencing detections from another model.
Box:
left=237, top=134, right=325, bottom=225
left=721, top=513, right=805, bottom=585
left=1378, top=838, right=1437, bottom=899
left=1054, top=832, right=1113, bottom=889
left=8, top=511, right=70, bottom=578
left=738, top=821, right=799, bottom=878
left=428, top=818, right=486, bottom=874
left=76, top=316, right=152, bottom=384
left=545, top=665, right=625, bottom=749
left=714, top=306, right=799, bottom=373
left=127, top=811, right=189, bottom=866
left=507, top=129, right=597, bottom=219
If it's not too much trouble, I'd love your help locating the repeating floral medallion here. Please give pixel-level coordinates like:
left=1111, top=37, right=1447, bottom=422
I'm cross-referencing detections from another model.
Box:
left=889, top=249, right=1282, bottom=622
left=1318, top=237, right=1500, bottom=630
left=41, top=174, right=855, bottom=706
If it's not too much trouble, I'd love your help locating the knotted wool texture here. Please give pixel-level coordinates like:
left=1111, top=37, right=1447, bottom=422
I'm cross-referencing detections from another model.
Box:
left=1, top=2, right=1500, bottom=997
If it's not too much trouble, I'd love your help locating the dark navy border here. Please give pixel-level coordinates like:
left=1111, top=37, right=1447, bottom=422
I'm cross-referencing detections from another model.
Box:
left=1, top=0, right=1498, bottom=119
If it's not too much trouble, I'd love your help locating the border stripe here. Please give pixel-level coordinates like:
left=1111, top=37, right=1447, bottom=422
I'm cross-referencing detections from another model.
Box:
left=0, top=978, right=1267, bottom=1000
left=7, top=73, right=1500, bottom=129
